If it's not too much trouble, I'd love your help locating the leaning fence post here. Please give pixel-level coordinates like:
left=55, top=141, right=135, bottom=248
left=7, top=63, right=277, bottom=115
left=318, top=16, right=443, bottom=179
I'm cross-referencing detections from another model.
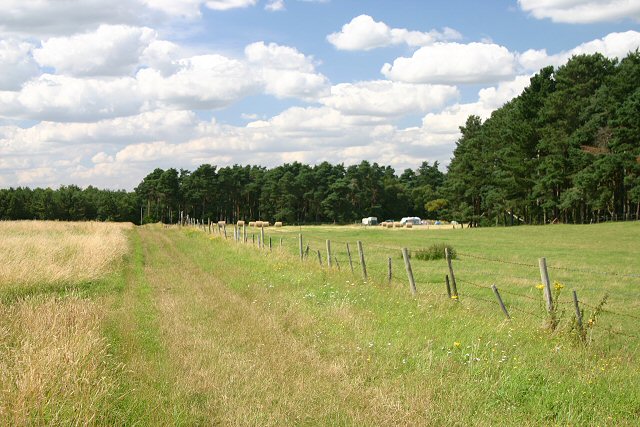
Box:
left=334, top=256, right=340, bottom=271
left=445, top=274, right=451, bottom=298
left=357, top=240, right=367, bottom=281
left=298, top=234, right=303, bottom=260
left=317, top=250, right=322, bottom=266
left=304, top=244, right=310, bottom=258
left=445, top=248, right=458, bottom=298
left=387, top=257, right=392, bottom=284
left=573, top=290, right=583, bottom=331
left=491, top=284, right=510, bottom=319
left=401, top=248, right=417, bottom=295
left=326, top=240, right=332, bottom=268
left=346, top=243, right=354, bottom=274
left=538, top=257, right=554, bottom=313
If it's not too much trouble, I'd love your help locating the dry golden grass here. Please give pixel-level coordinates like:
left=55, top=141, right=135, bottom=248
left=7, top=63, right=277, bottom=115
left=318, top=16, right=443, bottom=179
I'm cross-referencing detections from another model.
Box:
left=0, top=295, right=117, bottom=424
left=0, top=221, right=132, bottom=288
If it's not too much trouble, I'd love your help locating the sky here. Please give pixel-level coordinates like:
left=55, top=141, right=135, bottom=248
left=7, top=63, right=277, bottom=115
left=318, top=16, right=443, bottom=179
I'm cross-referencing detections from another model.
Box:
left=1, top=0, right=639, bottom=190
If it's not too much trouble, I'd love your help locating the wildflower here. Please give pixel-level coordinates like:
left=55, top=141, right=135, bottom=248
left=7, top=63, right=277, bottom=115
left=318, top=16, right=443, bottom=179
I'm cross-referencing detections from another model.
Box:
left=535, top=284, right=545, bottom=290
left=454, top=342, right=461, bottom=348
left=554, top=281, right=564, bottom=290
left=451, top=295, right=459, bottom=300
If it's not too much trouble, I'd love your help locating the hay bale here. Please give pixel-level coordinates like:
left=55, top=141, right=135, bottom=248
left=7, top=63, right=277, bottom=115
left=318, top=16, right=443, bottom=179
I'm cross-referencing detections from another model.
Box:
left=237, top=220, right=245, bottom=226
left=405, top=223, right=413, bottom=228
left=394, top=222, right=403, bottom=228
left=248, top=221, right=256, bottom=227
left=255, top=221, right=263, bottom=227
left=261, top=221, right=270, bottom=227
left=217, top=221, right=226, bottom=226
left=274, top=221, right=283, bottom=227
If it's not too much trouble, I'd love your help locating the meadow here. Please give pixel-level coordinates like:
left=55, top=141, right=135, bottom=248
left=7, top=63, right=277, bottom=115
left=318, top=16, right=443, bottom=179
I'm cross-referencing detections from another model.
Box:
left=0, top=220, right=638, bottom=425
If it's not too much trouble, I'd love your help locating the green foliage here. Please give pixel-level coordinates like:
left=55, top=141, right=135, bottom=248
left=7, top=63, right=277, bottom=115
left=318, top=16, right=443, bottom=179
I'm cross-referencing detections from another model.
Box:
left=409, top=243, right=456, bottom=261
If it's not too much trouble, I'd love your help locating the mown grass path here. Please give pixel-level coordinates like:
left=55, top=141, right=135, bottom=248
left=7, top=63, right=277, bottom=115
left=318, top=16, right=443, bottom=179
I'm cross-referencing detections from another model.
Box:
left=109, top=225, right=640, bottom=426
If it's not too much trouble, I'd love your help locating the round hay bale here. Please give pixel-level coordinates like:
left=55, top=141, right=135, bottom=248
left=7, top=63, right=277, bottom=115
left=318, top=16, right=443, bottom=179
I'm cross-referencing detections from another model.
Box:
left=405, top=223, right=413, bottom=228
left=261, top=221, right=270, bottom=227
left=255, top=221, right=263, bottom=227
left=274, top=221, right=283, bottom=227
left=394, top=222, right=403, bottom=228
left=248, top=221, right=256, bottom=227
left=217, top=220, right=226, bottom=226
left=237, top=220, right=245, bottom=226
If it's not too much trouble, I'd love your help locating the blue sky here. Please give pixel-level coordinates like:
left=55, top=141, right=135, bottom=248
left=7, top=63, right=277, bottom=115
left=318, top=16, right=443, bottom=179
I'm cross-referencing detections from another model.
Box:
left=0, top=0, right=639, bottom=189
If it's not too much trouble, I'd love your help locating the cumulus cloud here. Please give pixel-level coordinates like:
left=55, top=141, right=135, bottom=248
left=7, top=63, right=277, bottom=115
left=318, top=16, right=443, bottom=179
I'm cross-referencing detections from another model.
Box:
left=0, top=74, right=143, bottom=122
left=0, top=39, right=40, bottom=90
left=265, top=0, right=285, bottom=11
left=33, top=25, right=156, bottom=77
left=205, top=0, right=257, bottom=11
left=137, top=54, right=259, bottom=109
left=245, top=41, right=329, bottom=100
left=382, top=42, right=517, bottom=84
left=327, top=14, right=461, bottom=51
left=518, top=0, right=640, bottom=24
left=519, top=30, right=640, bottom=71
left=321, top=80, right=459, bottom=116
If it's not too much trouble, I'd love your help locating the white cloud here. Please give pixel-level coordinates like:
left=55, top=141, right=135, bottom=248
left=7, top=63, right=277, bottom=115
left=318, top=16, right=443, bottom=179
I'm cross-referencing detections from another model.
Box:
left=327, top=14, right=461, bottom=51
left=0, top=39, right=40, bottom=91
left=518, top=0, right=640, bottom=24
left=382, top=42, right=516, bottom=84
left=321, top=80, right=459, bottom=116
left=33, top=25, right=156, bottom=77
left=0, top=74, right=143, bottom=122
left=0, top=0, right=145, bottom=36
left=265, top=0, right=285, bottom=11
left=205, top=0, right=257, bottom=11
left=245, top=41, right=329, bottom=100
left=137, top=54, right=259, bottom=109
left=519, top=31, right=640, bottom=71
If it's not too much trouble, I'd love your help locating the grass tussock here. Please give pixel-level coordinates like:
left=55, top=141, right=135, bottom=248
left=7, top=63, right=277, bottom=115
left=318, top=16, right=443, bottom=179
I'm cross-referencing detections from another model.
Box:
left=0, top=295, right=118, bottom=425
left=412, top=243, right=456, bottom=261
left=0, top=221, right=132, bottom=288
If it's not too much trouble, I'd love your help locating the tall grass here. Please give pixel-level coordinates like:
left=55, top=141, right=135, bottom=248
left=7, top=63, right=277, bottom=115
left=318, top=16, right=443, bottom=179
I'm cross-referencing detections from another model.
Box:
left=0, top=295, right=118, bottom=424
left=0, top=221, right=131, bottom=288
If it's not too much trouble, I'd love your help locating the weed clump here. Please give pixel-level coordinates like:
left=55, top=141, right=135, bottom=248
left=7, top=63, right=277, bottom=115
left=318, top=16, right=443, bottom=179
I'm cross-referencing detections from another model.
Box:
left=407, top=243, right=456, bottom=261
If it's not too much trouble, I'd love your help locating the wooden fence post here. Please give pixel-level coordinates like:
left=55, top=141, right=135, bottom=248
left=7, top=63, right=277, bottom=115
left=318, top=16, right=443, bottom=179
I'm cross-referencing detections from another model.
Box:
left=243, top=224, right=247, bottom=243
left=538, top=257, right=554, bottom=313
left=491, top=284, right=510, bottom=319
left=269, top=236, right=272, bottom=252
left=445, top=248, right=458, bottom=298
left=261, top=226, right=265, bottom=249
left=305, top=244, right=310, bottom=258
left=334, top=256, right=340, bottom=271
left=387, top=257, right=392, bottom=284
left=317, top=250, right=322, bottom=266
left=401, top=248, right=417, bottom=295
left=445, top=274, right=451, bottom=298
left=280, top=237, right=283, bottom=248
left=298, top=234, right=303, bottom=260
left=346, top=243, right=354, bottom=274
left=223, top=224, right=227, bottom=239
left=573, top=290, right=583, bottom=331
left=357, top=240, right=367, bottom=281
left=326, top=240, right=332, bottom=268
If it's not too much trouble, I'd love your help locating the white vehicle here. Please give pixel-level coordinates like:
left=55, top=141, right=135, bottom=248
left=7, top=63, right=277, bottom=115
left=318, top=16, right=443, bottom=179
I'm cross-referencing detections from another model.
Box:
left=400, top=216, right=421, bottom=225
left=362, top=217, right=378, bottom=225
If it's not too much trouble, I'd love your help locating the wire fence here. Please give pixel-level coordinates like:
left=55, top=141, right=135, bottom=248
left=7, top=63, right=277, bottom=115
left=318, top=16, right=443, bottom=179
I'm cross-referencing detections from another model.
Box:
left=184, top=223, right=640, bottom=341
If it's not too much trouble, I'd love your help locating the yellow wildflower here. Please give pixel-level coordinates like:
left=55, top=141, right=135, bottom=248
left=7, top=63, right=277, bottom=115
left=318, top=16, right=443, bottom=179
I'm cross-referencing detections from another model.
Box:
left=536, top=284, right=545, bottom=290
left=554, top=281, right=564, bottom=290
left=454, top=342, right=461, bottom=348
left=451, top=295, right=459, bottom=299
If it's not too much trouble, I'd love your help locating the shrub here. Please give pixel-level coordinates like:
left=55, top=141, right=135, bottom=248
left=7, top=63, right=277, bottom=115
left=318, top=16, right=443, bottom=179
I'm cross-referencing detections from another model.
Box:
left=410, top=243, right=456, bottom=261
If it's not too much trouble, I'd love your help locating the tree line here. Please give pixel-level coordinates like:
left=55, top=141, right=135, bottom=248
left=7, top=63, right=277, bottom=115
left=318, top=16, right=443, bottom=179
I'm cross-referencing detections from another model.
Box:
left=1, top=52, right=638, bottom=226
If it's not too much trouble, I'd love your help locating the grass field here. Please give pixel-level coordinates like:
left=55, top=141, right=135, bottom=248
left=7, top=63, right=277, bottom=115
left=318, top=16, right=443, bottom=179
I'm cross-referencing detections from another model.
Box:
left=0, top=220, right=638, bottom=425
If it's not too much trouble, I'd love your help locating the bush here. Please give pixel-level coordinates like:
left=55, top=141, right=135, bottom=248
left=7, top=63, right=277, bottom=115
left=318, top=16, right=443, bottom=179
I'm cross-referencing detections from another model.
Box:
left=410, top=243, right=456, bottom=261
